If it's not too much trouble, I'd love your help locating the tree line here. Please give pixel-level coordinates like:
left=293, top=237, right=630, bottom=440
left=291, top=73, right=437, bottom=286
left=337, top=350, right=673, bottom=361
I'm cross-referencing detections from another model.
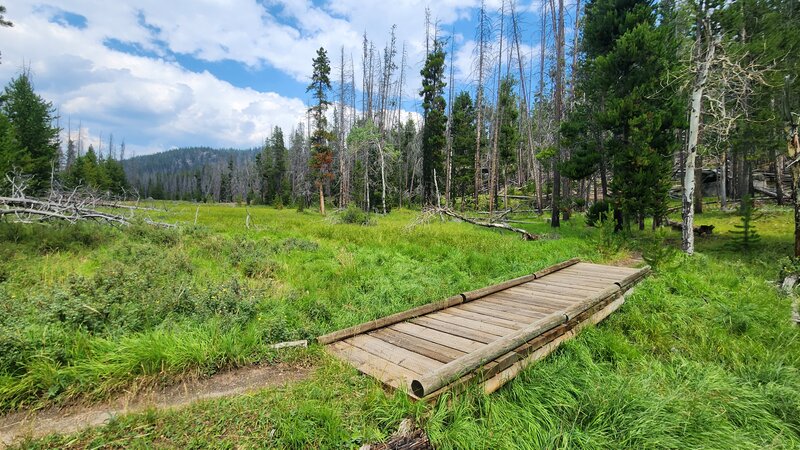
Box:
left=1, top=1, right=798, bottom=255
left=0, top=71, right=128, bottom=196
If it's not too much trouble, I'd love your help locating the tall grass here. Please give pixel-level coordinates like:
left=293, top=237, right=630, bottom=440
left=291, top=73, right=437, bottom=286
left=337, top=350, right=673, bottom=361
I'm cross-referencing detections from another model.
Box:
left=8, top=203, right=800, bottom=449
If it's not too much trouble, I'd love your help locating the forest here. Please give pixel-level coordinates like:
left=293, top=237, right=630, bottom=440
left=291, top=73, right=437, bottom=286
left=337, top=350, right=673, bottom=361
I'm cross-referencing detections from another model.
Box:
left=0, top=0, right=799, bottom=448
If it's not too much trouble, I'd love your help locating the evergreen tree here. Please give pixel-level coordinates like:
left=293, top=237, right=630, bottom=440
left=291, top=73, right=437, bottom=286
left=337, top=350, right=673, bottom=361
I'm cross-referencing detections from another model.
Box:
left=270, top=126, right=288, bottom=204
left=419, top=39, right=447, bottom=205
left=256, top=136, right=274, bottom=203
left=497, top=76, right=520, bottom=200
left=307, top=47, right=333, bottom=215
left=450, top=91, right=476, bottom=204
left=0, top=71, right=60, bottom=193
left=729, top=195, right=762, bottom=251
left=219, top=156, right=233, bottom=202
left=0, top=111, right=22, bottom=184
left=562, top=0, right=682, bottom=229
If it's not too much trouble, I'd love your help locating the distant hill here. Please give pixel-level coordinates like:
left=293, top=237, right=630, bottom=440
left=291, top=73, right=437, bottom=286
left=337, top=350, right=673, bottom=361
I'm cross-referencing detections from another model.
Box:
left=122, top=147, right=259, bottom=200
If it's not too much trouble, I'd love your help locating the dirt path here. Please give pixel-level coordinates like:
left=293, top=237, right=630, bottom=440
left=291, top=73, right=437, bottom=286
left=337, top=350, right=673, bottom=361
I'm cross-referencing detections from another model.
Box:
left=0, top=363, right=313, bottom=448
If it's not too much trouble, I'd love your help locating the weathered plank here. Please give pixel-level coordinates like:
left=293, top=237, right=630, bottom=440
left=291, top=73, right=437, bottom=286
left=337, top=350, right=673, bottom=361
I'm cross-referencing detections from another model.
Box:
left=427, top=311, right=518, bottom=336
left=371, top=328, right=466, bottom=363
left=411, top=316, right=499, bottom=344
left=457, top=302, right=545, bottom=322
left=347, top=334, right=443, bottom=375
left=318, top=295, right=465, bottom=345
left=445, top=306, right=528, bottom=329
left=479, top=295, right=564, bottom=314
left=390, top=322, right=485, bottom=353
left=328, top=341, right=418, bottom=389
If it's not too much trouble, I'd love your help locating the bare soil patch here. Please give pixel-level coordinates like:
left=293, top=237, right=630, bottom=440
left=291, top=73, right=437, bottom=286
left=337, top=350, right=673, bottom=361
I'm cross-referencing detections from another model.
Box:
left=0, top=363, right=313, bottom=448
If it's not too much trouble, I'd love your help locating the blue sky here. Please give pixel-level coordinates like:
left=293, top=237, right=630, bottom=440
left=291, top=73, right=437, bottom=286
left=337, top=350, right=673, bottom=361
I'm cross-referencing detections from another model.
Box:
left=0, top=1, right=559, bottom=156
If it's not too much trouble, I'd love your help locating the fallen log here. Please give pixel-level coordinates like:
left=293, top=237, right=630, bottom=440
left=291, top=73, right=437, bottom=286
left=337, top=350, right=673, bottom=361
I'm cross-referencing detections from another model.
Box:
left=431, top=208, right=540, bottom=241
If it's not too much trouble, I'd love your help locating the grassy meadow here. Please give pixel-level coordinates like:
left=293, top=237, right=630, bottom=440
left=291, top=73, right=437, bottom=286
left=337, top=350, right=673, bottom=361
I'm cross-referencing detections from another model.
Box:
left=2, top=201, right=799, bottom=449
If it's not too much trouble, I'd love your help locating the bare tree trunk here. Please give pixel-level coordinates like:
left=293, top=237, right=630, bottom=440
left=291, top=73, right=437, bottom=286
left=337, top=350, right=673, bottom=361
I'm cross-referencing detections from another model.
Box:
left=694, top=155, right=704, bottom=214
left=776, top=153, right=785, bottom=205
left=319, top=183, right=326, bottom=216
left=551, top=0, right=565, bottom=228
left=720, top=150, right=728, bottom=210
left=445, top=30, right=455, bottom=207
left=534, top=0, right=547, bottom=214
left=510, top=1, right=541, bottom=213
left=474, top=1, right=488, bottom=210
left=682, top=20, right=715, bottom=255
left=488, top=0, right=505, bottom=217
left=379, top=141, right=387, bottom=214
left=789, top=119, right=800, bottom=257
left=339, top=47, right=348, bottom=208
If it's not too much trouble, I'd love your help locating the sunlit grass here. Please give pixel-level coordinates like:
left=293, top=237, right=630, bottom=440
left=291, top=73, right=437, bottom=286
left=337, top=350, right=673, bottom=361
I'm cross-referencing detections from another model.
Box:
left=4, top=202, right=800, bottom=449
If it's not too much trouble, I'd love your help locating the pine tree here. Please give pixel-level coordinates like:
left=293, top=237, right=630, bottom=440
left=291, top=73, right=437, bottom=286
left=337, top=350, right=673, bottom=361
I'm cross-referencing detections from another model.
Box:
left=270, top=126, right=288, bottom=205
left=497, top=76, right=520, bottom=207
left=419, top=39, right=447, bottom=205
left=562, top=0, right=682, bottom=230
left=451, top=91, right=476, bottom=205
left=307, top=47, right=333, bottom=215
left=0, top=71, right=60, bottom=193
left=729, top=195, right=762, bottom=251
left=256, top=136, right=274, bottom=203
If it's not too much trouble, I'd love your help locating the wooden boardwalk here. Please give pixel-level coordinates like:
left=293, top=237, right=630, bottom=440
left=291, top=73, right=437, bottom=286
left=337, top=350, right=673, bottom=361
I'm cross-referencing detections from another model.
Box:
left=320, top=259, right=649, bottom=399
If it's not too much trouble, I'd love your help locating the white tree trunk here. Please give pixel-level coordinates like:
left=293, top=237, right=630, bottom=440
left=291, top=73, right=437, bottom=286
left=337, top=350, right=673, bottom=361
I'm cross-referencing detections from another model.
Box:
left=378, top=141, right=387, bottom=215
left=682, top=27, right=715, bottom=255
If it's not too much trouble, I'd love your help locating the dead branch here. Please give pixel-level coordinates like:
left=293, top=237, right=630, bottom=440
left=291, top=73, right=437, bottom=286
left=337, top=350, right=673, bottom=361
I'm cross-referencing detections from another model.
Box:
left=0, top=175, right=174, bottom=228
left=428, top=207, right=540, bottom=241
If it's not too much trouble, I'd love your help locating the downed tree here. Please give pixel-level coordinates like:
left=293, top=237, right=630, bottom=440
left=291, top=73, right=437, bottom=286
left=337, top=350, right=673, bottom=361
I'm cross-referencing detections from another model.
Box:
left=0, top=174, right=175, bottom=228
left=426, top=207, right=540, bottom=240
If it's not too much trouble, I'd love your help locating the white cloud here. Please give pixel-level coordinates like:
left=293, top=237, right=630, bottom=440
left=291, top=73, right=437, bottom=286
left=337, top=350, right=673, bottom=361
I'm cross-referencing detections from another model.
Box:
left=0, top=2, right=309, bottom=155
left=0, top=0, right=547, bottom=156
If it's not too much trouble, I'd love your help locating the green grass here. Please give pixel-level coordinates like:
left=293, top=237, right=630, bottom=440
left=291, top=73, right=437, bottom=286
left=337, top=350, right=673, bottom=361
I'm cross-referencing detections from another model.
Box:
left=4, top=202, right=800, bottom=449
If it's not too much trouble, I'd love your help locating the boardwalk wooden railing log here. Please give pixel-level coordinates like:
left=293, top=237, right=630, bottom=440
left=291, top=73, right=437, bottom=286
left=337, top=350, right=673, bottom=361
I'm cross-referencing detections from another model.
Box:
left=321, top=259, right=650, bottom=399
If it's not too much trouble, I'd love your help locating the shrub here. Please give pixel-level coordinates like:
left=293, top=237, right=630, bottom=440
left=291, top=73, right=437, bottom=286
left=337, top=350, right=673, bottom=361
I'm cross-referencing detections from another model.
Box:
left=338, top=204, right=373, bottom=225
left=586, top=200, right=611, bottom=227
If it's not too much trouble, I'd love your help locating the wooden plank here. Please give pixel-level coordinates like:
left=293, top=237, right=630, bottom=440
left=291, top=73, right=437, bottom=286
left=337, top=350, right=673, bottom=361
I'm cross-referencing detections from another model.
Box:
left=479, top=295, right=564, bottom=315
left=497, top=287, right=582, bottom=304
left=411, top=316, right=499, bottom=344
left=566, top=266, right=638, bottom=279
left=347, top=334, right=443, bottom=375
left=514, top=281, right=595, bottom=297
left=390, top=322, right=485, bottom=353
left=532, top=258, right=582, bottom=278
left=489, top=290, right=578, bottom=308
left=481, top=288, right=633, bottom=395
left=371, top=328, right=465, bottom=363
left=557, top=270, right=626, bottom=283
left=318, top=294, right=465, bottom=345
left=458, top=302, right=545, bottom=322
left=460, top=258, right=581, bottom=301
left=429, top=310, right=519, bottom=336
left=540, top=273, right=616, bottom=288
left=422, top=285, right=635, bottom=401
left=577, top=262, right=640, bottom=274
left=446, top=306, right=529, bottom=328
left=561, top=265, right=632, bottom=276
left=525, top=280, right=607, bottom=294
left=509, top=283, right=592, bottom=299
left=410, top=312, right=567, bottom=397
left=328, top=341, right=416, bottom=389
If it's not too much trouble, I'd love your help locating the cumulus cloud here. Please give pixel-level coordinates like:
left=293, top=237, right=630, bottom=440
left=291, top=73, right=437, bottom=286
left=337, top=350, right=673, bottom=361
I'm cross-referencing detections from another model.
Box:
left=0, top=0, right=546, bottom=156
